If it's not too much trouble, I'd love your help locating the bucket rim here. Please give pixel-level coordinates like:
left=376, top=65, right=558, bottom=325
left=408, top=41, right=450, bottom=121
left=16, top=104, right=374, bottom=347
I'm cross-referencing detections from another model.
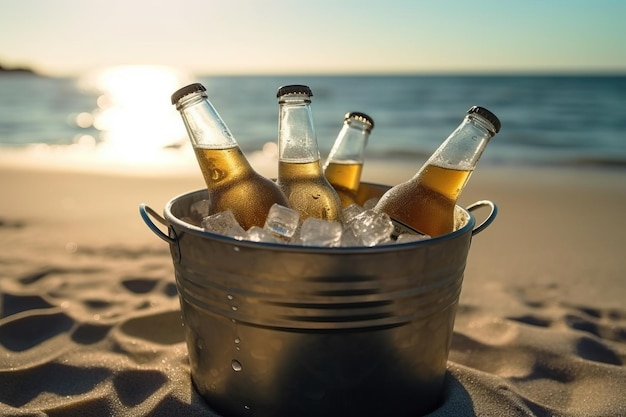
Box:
left=162, top=183, right=477, bottom=254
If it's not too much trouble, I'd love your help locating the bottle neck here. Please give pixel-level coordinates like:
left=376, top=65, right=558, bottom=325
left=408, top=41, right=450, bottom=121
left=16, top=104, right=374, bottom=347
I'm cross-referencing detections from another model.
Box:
left=423, top=113, right=496, bottom=172
left=176, top=92, right=238, bottom=149
left=277, top=98, right=321, bottom=163
left=324, top=121, right=371, bottom=167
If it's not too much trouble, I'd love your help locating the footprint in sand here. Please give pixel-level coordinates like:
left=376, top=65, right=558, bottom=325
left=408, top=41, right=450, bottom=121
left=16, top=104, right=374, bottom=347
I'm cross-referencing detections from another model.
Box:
left=118, top=310, right=185, bottom=345
left=0, top=309, right=74, bottom=352
left=113, top=369, right=169, bottom=407
left=1, top=293, right=54, bottom=318
left=0, top=218, right=25, bottom=229
left=507, top=302, right=626, bottom=366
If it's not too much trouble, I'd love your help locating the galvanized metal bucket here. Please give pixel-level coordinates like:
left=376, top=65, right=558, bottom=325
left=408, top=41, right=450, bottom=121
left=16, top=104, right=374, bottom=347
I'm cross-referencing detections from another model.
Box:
left=140, top=182, right=497, bottom=417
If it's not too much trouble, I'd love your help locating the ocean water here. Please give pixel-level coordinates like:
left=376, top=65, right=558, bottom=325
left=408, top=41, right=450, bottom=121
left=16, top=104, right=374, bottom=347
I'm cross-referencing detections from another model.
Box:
left=1, top=70, right=625, bottom=173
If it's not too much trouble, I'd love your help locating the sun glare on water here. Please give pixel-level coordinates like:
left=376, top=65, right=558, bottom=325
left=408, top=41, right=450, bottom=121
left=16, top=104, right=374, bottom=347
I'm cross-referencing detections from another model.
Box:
left=0, top=65, right=278, bottom=177
left=74, top=65, right=196, bottom=174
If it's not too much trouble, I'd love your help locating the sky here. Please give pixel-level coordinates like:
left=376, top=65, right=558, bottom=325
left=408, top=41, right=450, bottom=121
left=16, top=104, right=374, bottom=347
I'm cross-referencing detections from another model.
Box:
left=1, top=0, right=625, bottom=77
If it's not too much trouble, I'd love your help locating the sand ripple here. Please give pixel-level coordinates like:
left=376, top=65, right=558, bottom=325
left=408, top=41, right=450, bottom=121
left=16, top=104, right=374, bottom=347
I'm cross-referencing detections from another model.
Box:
left=0, top=243, right=625, bottom=417
left=0, top=245, right=220, bottom=416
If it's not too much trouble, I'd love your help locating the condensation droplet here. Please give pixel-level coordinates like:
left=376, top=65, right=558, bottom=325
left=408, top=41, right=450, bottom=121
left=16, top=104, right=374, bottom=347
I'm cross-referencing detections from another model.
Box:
left=231, top=360, right=242, bottom=372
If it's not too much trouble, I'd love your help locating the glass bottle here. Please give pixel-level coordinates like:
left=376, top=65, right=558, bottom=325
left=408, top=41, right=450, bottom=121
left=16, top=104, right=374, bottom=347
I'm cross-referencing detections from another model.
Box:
left=323, top=111, right=374, bottom=207
left=171, top=83, right=289, bottom=230
left=275, top=85, right=342, bottom=221
left=374, top=105, right=500, bottom=237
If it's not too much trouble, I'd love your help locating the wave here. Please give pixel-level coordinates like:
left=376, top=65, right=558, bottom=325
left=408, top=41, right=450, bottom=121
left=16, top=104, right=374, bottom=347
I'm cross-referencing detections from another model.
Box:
left=2, top=141, right=624, bottom=177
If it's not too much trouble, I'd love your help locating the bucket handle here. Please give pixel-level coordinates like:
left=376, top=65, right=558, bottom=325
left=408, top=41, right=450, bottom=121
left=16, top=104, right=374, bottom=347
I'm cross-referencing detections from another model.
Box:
left=139, top=204, right=176, bottom=244
left=466, top=200, right=498, bottom=236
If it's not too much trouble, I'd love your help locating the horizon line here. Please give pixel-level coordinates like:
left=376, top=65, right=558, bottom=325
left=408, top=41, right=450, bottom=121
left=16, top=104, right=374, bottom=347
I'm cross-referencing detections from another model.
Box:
left=6, top=68, right=626, bottom=79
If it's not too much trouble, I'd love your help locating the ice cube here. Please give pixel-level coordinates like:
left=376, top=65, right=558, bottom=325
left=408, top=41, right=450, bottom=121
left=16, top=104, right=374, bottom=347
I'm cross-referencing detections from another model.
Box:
left=299, top=218, right=343, bottom=247
left=342, top=203, right=365, bottom=225
left=362, top=198, right=379, bottom=210
left=349, top=209, right=394, bottom=247
left=190, top=199, right=211, bottom=220
left=288, top=225, right=303, bottom=245
left=340, top=227, right=361, bottom=247
left=264, top=204, right=300, bottom=240
left=201, top=210, right=246, bottom=239
left=247, top=226, right=281, bottom=243
left=396, top=233, right=431, bottom=244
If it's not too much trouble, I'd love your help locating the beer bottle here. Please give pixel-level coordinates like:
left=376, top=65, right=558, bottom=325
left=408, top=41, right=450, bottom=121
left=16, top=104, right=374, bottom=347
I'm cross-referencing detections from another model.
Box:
left=323, top=112, right=374, bottom=207
left=276, top=85, right=342, bottom=221
left=171, top=83, right=289, bottom=230
left=374, top=106, right=500, bottom=237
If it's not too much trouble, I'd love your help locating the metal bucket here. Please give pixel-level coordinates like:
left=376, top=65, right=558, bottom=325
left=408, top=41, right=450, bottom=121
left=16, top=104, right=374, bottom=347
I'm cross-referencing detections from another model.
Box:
left=140, top=182, right=497, bottom=417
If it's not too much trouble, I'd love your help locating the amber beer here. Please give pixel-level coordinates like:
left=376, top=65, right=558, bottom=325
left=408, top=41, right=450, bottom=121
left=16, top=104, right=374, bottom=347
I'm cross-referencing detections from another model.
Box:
left=278, top=159, right=343, bottom=221
left=376, top=163, right=472, bottom=237
left=323, top=111, right=374, bottom=207
left=375, top=105, right=500, bottom=237
left=276, top=85, right=342, bottom=221
left=193, top=146, right=290, bottom=229
left=172, top=83, right=289, bottom=230
left=323, top=160, right=363, bottom=207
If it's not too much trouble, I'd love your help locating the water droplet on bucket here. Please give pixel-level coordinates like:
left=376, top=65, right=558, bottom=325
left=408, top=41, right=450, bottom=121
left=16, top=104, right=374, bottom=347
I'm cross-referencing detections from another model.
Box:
left=234, top=337, right=240, bottom=344
left=244, top=405, right=251, bottom=410
left=231, top=306, right=238, bottom=311
left=231, top=360, right=242, bottom=372
left=227, top=294, right=234, bottom=301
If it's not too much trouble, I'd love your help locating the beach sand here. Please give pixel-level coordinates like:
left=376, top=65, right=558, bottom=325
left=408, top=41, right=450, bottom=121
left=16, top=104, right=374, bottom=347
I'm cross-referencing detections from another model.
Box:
left=1, top=160, right=625, bottom=416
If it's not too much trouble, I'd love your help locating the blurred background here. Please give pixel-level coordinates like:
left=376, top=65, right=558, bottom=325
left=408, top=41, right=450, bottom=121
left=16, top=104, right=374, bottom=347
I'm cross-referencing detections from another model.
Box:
left=1, top=0, right=625, bottom=175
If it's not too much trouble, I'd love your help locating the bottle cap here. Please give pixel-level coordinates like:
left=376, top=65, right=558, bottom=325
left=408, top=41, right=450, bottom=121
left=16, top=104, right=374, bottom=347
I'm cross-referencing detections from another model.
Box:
left=171, top=83, right=207, bottom=105
left=467, top=106, right=501, bottom=133
left=345, top=111, right=375, bottom=130
left=276, top=85, right=313, bottom=98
